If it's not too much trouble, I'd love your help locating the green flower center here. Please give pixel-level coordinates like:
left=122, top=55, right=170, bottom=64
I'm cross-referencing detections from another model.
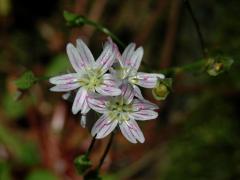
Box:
left=107, top=97, right=133, bottom=122
left=78, top=68, right=103, bottom=91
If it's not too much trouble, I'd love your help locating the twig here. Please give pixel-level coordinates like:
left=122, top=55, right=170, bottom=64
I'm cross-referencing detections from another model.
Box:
left=86, top=135, right=97, bottom=156
left=184, top=0, right=208, bottom=58
left=97, top=132, right=115, bottom=170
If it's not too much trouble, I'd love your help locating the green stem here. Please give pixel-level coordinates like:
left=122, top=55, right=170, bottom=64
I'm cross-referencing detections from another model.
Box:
left=158, top=60, right=206, bottom=75
left=86, top=135, right=97, bottom=157
left=97, top=132, right=115, bottom=170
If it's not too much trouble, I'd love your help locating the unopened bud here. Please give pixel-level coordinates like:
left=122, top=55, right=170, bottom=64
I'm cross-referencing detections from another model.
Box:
left=206, top=56, right=233, bottom=76
left=152, top=78, right=172, bottom=101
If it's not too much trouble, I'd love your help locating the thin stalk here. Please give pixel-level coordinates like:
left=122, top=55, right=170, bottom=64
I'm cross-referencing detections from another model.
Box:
left=97, top=132, right=115, bottom=170
left=184, top=0, right=208, bottom=58
left=86, top=135, right=97, bottom=156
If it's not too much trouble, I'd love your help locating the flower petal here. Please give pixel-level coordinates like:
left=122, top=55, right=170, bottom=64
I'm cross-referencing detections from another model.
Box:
left=91, top=114, right=118, bottom=139
left=132, top=72, right=158, bottom=88
left=50, top=83, right=80, bottom=92
left=95, top=38, right=117, bottom=74
left=121, top=43, right=136, bottom=65
left=133, top=85, right=144, bottom=99
left=72, top=87, right=88, bottom=114
left=76, top=39, right=95, bottom=68
left=132, top=99, right=159, bottom=111
left=124, top=47, right=143, bottom=74
left=120, top=83, right=134, bottom=104
left=87, top=95, right=108, bottom=113
left=49, top=73, right=79, bottom=85
left=130, top=110, right=158, bottom=121
left=119, top=119, right=145, bottom=143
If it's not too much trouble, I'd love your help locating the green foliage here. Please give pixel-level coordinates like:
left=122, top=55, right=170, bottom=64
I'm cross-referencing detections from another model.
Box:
left=84, top=170, right=102, bottom=180
left=45, top=54, right=71, bottom=76
left=0, top=161, right=11, bottom=180
left=74, top=154, right=92, bottom=175
left=0, top=124, right=40, bottom=166
left=160, top=94, right=240, bottom=180
left=26, top=170, right=58, bottom=180
left=2, top=94, right=26, bottom=118
left=15, top=71, right=37, bottom=90
left=63, top=11, right=86, bottom=27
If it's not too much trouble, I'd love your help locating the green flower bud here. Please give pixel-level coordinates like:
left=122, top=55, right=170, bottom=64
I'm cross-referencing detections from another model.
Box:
left=152, top=78, right=172, bottom=101
left=206, top=56, right=234, bottom=76
left=74, top=154, right=92, bottom=175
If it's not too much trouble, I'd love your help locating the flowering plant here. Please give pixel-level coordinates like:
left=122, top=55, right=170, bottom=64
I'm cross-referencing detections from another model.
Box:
left=49, top=37, right=165, bottom=143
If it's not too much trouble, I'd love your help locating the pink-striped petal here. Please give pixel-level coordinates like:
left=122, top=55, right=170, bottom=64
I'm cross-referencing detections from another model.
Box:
left=119, top=119, right=145, bottom=143
left=121, top=43, right=136, bottom=65
left=49, top=73, right=79, bottom=85
left=132, top=99, right=159, bottom=111
left=127, top=47, right=143, bottom=73
left=67, top=43, right=84, bottom=72
left=76, top=39, right=95, bottom=68
left=102, top=73, right=119, bottom=87
left=133, top=72, right=158, bottom=88
left=72, top=87, right=88, bottom=114
left=87, top=95, right=108, bottom=113
left=95, top=38, right=118, bottom=74
left=133, top=85, right=144, bottom=99
left=120, top=83, right=134, bottom=104
left=50, top=83, right=80, bottom=92
left=130, top=110, right=158, bottom=121
left=91, top=114, right=118, bottom=139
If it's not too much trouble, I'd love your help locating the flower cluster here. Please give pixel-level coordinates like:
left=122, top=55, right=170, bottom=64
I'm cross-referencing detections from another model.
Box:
left=49, top=37, right=165, bottom=143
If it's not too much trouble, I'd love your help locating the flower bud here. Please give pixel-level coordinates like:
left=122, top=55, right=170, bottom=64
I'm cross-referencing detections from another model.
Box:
left=206, top=56, right=233, bottom=76
left=74, top=154, right=92, bottom=175
left=152, top=78, right=172, bottom=101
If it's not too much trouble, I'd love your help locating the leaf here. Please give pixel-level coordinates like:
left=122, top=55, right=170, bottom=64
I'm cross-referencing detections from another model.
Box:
left=26, top=170, right=58, bottom=180
left=15, top=71, right=37, bottom=90
left=0, top=124, right=40, bottom=166
left=74, top=154, right=92, bottom=175
left=45, top=54, right=71, bottom=76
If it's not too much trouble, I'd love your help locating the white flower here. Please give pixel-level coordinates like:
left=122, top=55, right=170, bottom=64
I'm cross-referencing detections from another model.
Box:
left=49, top=38, right=121, bottom=125
left=87, top=85, right=159, bottom=143
left=111, top=43, right=165, bottom=99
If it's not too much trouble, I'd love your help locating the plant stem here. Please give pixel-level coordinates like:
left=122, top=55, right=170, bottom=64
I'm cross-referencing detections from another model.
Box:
left=86, top=135, right=97, bottom=156
left=158, top=59, right=206, bottom=75
left=184, top=0, right=208, bottom=58
left=97, top=132, right=115, bottom=170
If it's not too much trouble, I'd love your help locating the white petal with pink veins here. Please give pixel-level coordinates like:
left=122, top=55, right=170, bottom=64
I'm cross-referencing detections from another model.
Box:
left=50, top=83, right=80, bottom=92
left=91, top=114, right=118, bottom=139
left=134, top=72, right=158, bottom=88
left=133, top=85, right=144, bottom=99
left=76, top=39, right=95, bottom=68
left=66, top=43, right=86, bottom=72
left=132, top=99, right=159, bottom=111
left=95, top=38, right=117, bottom=74
left=130, top=109, right=158, bottom=120
left=49, top=73, right=79, bottom=85
left=121, top=43, right=136, bottom=65
left=72, top=87, right=88, bottom=114
left=96, top=84, right=121, bottom=96
left=119, top=119, right=145, bottom=143
left=121, top=83, right=134, bottom=104
left=87, top=95, right=108, bottom=113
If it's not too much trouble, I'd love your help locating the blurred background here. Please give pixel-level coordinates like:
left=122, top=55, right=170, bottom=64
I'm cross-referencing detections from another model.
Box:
left=0, top=0, right=240, bottom=179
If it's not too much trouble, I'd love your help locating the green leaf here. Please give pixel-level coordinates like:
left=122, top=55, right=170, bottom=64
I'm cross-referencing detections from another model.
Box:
left=45, top=54, right=71, bottom=76
left=15, top=71, right=37, bottom=90
left=26, top=170, right=58, bottom=180
left=74, top=154, right=92, bottom=175
left=63, top=11, right=85, bottom=26
left=84, top=170, right=102, bottom=180
left=0, top=124, right=40, bottom=165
